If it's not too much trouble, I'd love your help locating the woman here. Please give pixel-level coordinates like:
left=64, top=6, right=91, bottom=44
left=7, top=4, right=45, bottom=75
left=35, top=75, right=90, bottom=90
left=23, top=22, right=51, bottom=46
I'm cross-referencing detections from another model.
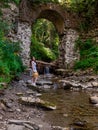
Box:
left=31, top=56, right=39, bottom=86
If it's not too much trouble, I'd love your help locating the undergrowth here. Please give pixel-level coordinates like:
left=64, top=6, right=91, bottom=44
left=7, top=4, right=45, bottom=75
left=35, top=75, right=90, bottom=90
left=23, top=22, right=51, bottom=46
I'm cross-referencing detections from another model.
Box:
left=74, top=38, right=98, bottom=73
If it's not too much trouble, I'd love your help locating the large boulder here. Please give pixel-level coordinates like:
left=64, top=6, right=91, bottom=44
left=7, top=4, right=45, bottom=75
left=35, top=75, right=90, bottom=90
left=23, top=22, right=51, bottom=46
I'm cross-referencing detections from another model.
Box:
left=89, top=95, right=98, bottom=104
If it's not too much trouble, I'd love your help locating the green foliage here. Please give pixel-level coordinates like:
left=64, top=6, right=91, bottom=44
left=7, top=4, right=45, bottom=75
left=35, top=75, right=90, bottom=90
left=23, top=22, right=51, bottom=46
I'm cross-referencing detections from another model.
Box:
left=31, top=0, right=59, bottom=4
left=31, top=37, right=56, bottom=62
left=0, top=18, right=12, bottom=39
left=31, top=0, right=98, bottom=31
left=0, top=39, right=25, bottom=83
left=74, top=58, right=96, bottom=70
left=74, top=38, right=98, bottom=72
left=60, top=0, right=97, bottom=31
left=75, top=38, right=94, bottom=50
left=0, top=0, right=20, bottom=5
left=13, top=0, right=20, bottom=5
left=0, top=1, right=24, bottom=84
left=31, top=19, right=59, bottom=62
left=0, top=61, right=10, bottom=75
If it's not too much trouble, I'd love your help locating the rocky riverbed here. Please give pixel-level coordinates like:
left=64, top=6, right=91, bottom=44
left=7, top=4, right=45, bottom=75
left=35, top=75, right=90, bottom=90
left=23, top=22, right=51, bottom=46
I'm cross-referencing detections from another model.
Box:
left=0, top=72, right=53, bottom=130
left=0, top=69, right=98, bottom=130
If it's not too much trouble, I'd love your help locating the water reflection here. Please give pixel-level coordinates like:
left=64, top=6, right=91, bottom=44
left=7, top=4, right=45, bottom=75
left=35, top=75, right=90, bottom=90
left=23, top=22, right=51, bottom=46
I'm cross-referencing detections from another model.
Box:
left=41, top=89, right=98, bottom=130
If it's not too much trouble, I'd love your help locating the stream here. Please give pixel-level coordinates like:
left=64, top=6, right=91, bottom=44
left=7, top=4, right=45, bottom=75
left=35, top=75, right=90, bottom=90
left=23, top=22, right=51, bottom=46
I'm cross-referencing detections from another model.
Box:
left=40, top=77, right=98, bottom=130
left=1, top=72, right=98, bottom=130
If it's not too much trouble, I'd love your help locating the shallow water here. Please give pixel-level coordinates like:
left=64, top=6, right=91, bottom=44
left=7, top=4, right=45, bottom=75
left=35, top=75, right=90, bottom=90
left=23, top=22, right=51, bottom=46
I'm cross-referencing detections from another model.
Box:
left=42, top=89, right=98, bottom=130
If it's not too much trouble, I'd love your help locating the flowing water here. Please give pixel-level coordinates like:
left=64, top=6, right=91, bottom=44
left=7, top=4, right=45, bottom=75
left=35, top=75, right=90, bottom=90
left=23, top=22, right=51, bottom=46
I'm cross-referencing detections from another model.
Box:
left=41, top=89, right=98, bottom=130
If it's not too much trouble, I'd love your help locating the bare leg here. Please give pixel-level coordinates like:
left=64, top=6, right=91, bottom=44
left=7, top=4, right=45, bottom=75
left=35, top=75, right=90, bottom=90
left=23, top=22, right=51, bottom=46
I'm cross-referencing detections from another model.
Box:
left=32, top=73, right=38, bottom=86
left=32, top=77, right=35, bottom=83
left=34, top=77, right=38, bottom=85
left=32, top=77, right=37, bottom=86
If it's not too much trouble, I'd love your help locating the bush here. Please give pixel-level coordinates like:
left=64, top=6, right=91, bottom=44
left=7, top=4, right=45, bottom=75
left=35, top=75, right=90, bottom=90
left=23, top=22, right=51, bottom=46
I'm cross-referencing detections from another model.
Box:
left=30, top=37, right=56, bottom=62
left=0, top=40, right=25, bottom=82
left=74, top=38, right=98, bottom=72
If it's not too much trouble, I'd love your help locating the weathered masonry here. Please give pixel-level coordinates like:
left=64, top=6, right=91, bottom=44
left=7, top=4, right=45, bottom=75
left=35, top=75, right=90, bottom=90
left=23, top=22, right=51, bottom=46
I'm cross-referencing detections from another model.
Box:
left=4, top=0, right=81, bottom=68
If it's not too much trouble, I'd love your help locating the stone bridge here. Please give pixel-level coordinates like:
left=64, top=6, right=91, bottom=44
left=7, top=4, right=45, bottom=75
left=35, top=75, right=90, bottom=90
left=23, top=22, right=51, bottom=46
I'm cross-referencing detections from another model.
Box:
left=7, top=0, right=81, bottom=69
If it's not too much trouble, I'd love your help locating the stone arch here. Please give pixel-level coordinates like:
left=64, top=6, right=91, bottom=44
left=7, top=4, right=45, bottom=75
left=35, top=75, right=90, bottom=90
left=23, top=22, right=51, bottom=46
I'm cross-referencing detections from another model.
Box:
left=18, top=0, right=80, bottom=68
left=37, top=9, right=65, bottom=34
left=19, top=1, right=66, bottom=34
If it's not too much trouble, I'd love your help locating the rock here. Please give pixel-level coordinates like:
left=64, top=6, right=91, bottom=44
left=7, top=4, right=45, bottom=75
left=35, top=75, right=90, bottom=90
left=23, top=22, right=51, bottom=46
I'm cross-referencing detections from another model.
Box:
left=8, top=119, right=34, bottom=125
left=36, top=80, right=53, bottom=85
left=26, top=80, right=32, bottom=84
left=94, top=104, right=98, bottom=107
left=89, top=95, right=98, bottom=104
left=87, top=76, right=96, bottom=81
left=0, top=115, right=3, bottom=120
left=26, top=91, right=42, bottom=97
left=43, top=85, right=51, bottom=89
left=0, top=82, right=7, bottom=89
left=19, top=80, right=26, bottom=86
left=0, top=99, right=13, bottom=109
left=16, top=109, right=21, bottom=112
left=16, top=93, right=24, bottom=96
left=73, top=121, right=87, bottom=127
left=91, top=81, right=98, bottom=87
left=27, top=84, right=42, bottom=92
left=0, top=90, right=5, bottom=96
left=5, top=102, right=13, bottom=108
left=34, top=93, right=42, bottom=97
left=19, top=96, right=56, bottom=110
left=58, top=80, right=82, bottom=89
left=51, top=125, right=69, bottom=130
left=8, top=119, right=40, bottom=130
left=23, top=123, right=39, bottom=130
left=26, top=90, right=35, bottom=94
left=7, top=124, right=25, bottom=130
left=0, top=102, right=6, bottom=111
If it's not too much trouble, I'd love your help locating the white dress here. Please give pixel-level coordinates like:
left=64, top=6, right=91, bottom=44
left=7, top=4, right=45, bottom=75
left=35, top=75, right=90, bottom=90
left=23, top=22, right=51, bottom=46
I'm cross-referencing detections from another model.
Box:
left=31, top=61, right=37, bottom=73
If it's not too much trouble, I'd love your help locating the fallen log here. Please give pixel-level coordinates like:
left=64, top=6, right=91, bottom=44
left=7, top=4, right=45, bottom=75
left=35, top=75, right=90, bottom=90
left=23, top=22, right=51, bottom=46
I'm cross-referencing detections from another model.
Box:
left=36, top=60, right=56, bottom=67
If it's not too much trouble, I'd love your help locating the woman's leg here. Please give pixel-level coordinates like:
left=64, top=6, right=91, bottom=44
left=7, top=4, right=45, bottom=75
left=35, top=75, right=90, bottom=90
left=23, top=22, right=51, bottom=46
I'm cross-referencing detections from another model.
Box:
left=32, top=77, right=35, bottom=83
left=34, top=77, right=38, bottom=85
left=32, top=73, right=38, bottom=86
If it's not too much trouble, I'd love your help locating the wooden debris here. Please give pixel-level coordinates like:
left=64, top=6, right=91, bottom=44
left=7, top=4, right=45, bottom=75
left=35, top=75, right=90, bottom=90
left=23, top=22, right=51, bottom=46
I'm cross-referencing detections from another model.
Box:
left=36, top=60, right=56, bottom=66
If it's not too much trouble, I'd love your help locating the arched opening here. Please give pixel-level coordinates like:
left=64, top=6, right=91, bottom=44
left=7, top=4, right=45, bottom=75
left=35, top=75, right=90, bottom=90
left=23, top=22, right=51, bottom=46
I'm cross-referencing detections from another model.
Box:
left=30, top=18, right=60, bottom=63
left=30, top=18, right=60, bottom=74
left=18, top=1, right=79, bottom=69
left=37, top=9, right=65, bottom=34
